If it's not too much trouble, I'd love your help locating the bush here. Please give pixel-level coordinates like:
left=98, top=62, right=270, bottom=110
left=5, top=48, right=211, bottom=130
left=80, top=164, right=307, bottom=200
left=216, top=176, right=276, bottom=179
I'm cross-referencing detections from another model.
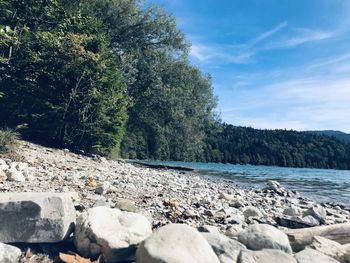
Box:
left=0, top=128, right=19, bottom=153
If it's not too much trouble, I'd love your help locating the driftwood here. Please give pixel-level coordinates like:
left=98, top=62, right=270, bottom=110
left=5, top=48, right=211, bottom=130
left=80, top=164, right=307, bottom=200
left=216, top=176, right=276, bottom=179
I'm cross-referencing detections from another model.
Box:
left=132, top=161, right=195, bottom=172
left=285, top=223, right=350, bottom=252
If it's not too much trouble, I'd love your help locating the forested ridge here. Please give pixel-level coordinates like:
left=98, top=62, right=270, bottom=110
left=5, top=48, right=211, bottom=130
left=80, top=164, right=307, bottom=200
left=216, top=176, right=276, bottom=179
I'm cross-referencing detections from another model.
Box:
left=1, top=0, right=349, bottom=170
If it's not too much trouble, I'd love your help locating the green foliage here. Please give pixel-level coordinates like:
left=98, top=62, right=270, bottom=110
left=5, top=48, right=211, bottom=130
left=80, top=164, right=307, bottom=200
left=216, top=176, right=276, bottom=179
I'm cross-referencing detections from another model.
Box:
left=203, top=124, right=350, bottom=170
left=0, top=128, right=19, bottom=153
left=0, top=0, right=130, bottom=156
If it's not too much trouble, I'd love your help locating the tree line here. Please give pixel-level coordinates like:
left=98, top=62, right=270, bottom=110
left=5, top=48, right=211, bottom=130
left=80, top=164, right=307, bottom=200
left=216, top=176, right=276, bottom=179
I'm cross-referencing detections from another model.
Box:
left=1, top=0, right=349, bottom=170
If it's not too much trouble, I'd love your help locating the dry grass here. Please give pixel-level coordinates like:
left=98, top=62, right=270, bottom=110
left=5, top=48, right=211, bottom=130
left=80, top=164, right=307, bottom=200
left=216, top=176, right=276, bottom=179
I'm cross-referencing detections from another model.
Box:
left=0, top=128, right=19, bottom=154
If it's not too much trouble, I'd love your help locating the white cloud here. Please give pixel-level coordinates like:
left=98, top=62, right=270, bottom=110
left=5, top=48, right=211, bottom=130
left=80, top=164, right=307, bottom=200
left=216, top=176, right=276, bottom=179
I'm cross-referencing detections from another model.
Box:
left=219, top=60, right=350, bottom=132
left=266, top=28, right=334, bottom=49
left=250, top=21, right=288, bottom=46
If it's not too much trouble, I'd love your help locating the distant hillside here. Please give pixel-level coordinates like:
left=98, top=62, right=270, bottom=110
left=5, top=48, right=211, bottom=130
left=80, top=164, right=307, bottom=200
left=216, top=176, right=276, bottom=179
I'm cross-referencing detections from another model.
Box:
left=203, top=124, right=350, bottom=170
left=307, top=130, right=350, bottom=144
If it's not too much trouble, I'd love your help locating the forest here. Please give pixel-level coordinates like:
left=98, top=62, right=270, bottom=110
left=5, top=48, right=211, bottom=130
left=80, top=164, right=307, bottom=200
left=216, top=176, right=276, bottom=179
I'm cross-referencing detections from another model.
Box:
left=1, top=0, right=349, bottom=170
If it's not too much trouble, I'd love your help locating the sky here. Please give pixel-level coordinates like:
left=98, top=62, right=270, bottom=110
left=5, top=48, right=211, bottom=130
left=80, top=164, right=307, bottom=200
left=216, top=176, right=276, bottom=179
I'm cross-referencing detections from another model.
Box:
left=147, top=0, right=350, bottom=132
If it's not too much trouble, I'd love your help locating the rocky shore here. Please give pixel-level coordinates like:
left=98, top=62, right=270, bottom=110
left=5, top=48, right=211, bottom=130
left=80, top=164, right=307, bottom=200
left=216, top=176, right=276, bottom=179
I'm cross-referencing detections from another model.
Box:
left=1, top=140, right=350, bottom=262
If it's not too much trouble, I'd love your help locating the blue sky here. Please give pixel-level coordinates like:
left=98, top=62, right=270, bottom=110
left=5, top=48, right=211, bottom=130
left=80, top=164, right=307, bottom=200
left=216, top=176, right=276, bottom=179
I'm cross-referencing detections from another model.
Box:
left=147, top=0, right=350, bottom=132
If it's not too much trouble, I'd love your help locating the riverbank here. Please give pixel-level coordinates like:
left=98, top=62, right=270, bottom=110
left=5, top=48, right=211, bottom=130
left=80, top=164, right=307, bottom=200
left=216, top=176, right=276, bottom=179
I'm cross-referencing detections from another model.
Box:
left=1, top=140, right=350, bottom=262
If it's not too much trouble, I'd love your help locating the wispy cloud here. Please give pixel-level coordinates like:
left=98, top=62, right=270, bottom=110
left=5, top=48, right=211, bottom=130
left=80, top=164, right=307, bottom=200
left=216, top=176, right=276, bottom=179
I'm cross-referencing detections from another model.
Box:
left=220, top=58, right=350, bottom=132
left=250, top=21, right=288, bottom=46
left=189, top=21, right=288, bottom=64
left=266, top=28, right=334, bottom=49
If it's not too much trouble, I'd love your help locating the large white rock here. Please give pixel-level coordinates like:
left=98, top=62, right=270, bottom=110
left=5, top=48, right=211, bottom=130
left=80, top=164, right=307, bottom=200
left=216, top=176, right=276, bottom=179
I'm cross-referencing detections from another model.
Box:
left=238, top=224, right=292, bottom=253
left=308, top=236, right=347, bottom=263
left=304, top=205, right=326, bottom=224
left=202, top=232, right=246, bottom=263
left=6, top=168, right=25, bottom=182
left=238, top=249, right=297, bottom=263
left=74, top=206, right=152, bottom=263
left=0, top=192, right=76, bottom=243
left=0, top=243, right=22, bottom=263
left=295, top=248, right=340, bottom=263
left=136, top=224, right=220, bottom=263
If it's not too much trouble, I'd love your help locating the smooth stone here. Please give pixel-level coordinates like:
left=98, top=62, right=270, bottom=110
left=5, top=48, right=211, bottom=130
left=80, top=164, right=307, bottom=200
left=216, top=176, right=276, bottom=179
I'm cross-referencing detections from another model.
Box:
left=284, top=206, right=302, bottom=217
left=0, top=192, right=76, bottom=243
left=275, top=216, right=319, bottom=229
left=304, top=205, right=326, bottom=224
left=308, top=236, right=347, bottom=263
left=238, top=224, right=292, bottom=253
left=74, top=206, right=152, bottom=262
left=136, top=224, right=220, bottom=263
left=295, top=248, right=341, bottom=263
left=114, top=198, right=137, bottom=212
left=238, top=249, right=297, bottom=263
left=243, top=207, right=262, bottom=219
left=202, top=232, right=246, bottom=263
left=0, top=243, right=22, bottom=263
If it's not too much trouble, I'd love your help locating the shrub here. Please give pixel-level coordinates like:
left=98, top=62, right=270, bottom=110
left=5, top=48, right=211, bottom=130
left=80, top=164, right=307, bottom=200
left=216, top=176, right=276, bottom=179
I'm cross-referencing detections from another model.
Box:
left=0, top=128, right=19, bottom=153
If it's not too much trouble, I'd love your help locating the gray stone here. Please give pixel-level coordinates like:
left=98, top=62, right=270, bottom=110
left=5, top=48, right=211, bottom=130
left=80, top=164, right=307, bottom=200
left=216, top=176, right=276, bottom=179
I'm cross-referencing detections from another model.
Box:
left=114, top=198, right=137, bottom=212
left=301, top=215, right=320, bottom=226
left=304, top=205, right=327, bottom=224
left=75, top=206, right=152, bottom=263
left=264, top=180, right=286, bottom=195
left=243, top=207, right=262, bottom=219
left=238, top=249, right=297, bottom=263
left=202, top=232, right=246, bottom=263
left=0, top=243, right=22, bottom=263
left=0, top=192, right=76, bottom=243
left=238, top=224, right=292, bottom=253
left=95, top=181, right=110, bottom=195
left=295, top=248, right=340, bottom=263
left=308, top=236, right=346, bottom=262
left=219, top=193, right=234, bottom=201
left=136, top=224, right=220, bottom=263
left=284, top=206, right=302, bottom=217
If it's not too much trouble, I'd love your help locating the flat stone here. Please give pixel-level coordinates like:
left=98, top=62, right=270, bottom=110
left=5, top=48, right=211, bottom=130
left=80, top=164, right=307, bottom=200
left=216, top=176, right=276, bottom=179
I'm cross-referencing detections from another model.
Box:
left=238, top=224, right=292, bottom=253
left=75, top=206, right=152, bottom=262
left=295, top=248, right=340, bottom=263
left=238, top=249, right=297, bottom=263
left=0, top=243, right=22, bottom=263
left=0, top=192, right=76, bottom=243
left=284, top=206, right=302, bottom=217
left=136, top=224, right=220, bottom=263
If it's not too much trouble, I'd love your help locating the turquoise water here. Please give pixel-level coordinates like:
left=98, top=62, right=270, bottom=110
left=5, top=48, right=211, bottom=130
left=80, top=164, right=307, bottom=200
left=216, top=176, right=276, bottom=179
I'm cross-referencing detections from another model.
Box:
left=142, top=161, right=350, bottom=208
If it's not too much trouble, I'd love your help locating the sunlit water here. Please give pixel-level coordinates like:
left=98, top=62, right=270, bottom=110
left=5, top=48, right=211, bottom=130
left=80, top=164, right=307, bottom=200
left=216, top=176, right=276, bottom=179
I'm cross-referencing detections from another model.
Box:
left=141, top=161, right=350, bottom=208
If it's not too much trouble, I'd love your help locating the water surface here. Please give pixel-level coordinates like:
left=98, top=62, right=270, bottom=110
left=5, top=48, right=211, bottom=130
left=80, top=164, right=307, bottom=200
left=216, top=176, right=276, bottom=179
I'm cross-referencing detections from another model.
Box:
left=142, top=161, right=350, bottom=208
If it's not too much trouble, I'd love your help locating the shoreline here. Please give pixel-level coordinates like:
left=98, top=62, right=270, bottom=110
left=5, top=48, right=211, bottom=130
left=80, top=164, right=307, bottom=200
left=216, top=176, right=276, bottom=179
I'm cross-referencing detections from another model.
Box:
left=1, top=140, right=350, bottom=262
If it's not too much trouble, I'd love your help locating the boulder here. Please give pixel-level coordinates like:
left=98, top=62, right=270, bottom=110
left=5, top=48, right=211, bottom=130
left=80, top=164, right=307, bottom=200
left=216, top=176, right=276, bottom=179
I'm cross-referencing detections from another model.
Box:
left=202, top=232, right=246, bottom=263
left=6, top=168, right=25, bottom=182
left=275, top=216, right=319, bottom=229
left=238, top=224, right=292, bottom=253
left=219, top=193, right=234, bottom=201
left=0, top=243, right=22, bottom=263
left=74, top=206, right=152, bottom=262
left=225, top=225, right=243, bottom=238
left=284, top=206, right=302, bottom=217
left=0, top=192, right=76, bottom=243
left=295, top=248, right=340, bottom=263
left=308, top=236, right=347, bottom=263
left=95, top=181, right=110, bottom=195
left=304, top=205, right=326, bottom=224
left=136, top=224, right=220, bottom=263
left=238, top=249, right=297, bottom=263
left=243, top=207, right=262, bottom=219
